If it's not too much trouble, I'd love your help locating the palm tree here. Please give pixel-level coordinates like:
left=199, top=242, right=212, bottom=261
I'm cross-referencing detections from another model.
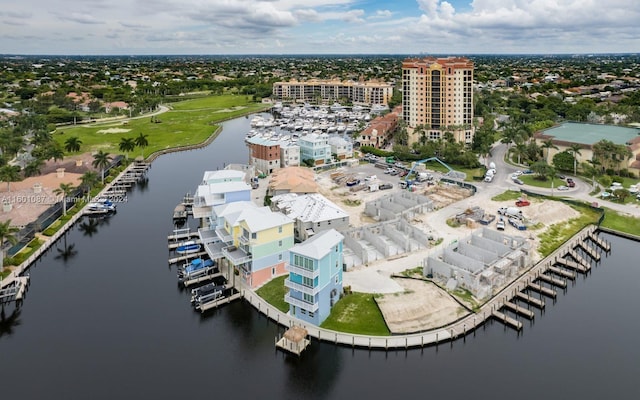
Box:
left=568, top=144, right=582, bottom=176
left=53, top=182, right=76, bottom=216
left=0, top=165, right=22, bottom=192
left=541, top=139, right=559, bottom=163
left=92, top=150, right=112, bottom=185
left=64, top=136, right=82, bottom=153
left=0, top=219, right=19, bottom=268
left=119, top=137, right=136, bottom=160
left=46, top=142, right=65, bottom=162
left=80, top=170, right=100, bottom=195
left=23, top=159, right=44, bottom=177
left=134, top=133, right=149, bottom=159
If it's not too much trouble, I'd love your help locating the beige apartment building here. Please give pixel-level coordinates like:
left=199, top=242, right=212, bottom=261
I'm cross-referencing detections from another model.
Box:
left=402, top=57, right=474, bottom=145
left=272, top=79, right=393, bottom=105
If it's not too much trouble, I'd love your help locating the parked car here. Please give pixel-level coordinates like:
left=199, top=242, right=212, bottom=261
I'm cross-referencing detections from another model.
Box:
left=364, top=175, right=377, bottom=182
left=513, top=178, right=524, bottom=185
left=379, top=183, right=393, bottom=190
left=566, top=178, right=575, bottom=187
left=515, top=199, right=530, bottom=207
left=557, top=174, right=566, bottom=180
left=557, top=185, right=569, bottom=191
left=522, top=169, right=534, bottom=175
left=384, top=167, right=394, bottom=174
left=496, top=218, right=505, bottom=231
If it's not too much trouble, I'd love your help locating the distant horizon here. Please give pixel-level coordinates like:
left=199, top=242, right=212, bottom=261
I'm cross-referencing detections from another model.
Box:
left=1, top=1, right=638, bottom=55
left=3, top=52, right=640, bottom=59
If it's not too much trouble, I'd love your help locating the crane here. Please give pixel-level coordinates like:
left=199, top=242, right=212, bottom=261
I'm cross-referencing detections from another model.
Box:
left=404, top=157, right=466, bottom=182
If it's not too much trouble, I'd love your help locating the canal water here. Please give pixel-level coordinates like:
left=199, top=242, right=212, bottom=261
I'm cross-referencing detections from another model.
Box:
left=0, top=113, right=638, bottom=399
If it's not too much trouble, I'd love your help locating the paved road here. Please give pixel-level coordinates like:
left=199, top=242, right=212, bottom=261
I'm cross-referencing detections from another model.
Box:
left=486, top=143, right=639, bottom=216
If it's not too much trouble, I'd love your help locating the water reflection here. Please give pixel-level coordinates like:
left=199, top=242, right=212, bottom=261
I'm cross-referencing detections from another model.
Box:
left=0, top=306, right=22, bottom=338
left=78, top=216, right=110, bottom=237
left=54, top=232, right=77, bottom=263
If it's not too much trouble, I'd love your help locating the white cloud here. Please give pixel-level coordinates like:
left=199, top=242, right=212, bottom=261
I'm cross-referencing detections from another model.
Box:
left=57, top=12, right=104, bottom=25
left=1, top=0, right=640, bottom=54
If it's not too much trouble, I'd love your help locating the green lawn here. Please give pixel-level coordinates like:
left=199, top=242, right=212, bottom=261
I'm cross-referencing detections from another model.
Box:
left=54, top=95, right=269, bottom=158
left=519, top=174, right=562, bottom=188
left=320, top=292, right=390, bottom=336
left=255, top=275, right=289, bottom=313
left=537, top=204, right=602, bottom=256
left=416, top=161, right=484, bottom=182
left=491, top=190, right=523, bottom=201
left=600, top=209, right=640, bottom=235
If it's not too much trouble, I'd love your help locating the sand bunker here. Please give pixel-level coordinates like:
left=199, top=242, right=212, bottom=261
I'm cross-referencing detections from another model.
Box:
left=97, top=128, right=131, bottom=134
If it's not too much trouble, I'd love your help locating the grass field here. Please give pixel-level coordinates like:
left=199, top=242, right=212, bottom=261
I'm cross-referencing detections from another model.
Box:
left=54, top=95, right=269, bottom=158
left=320, top=292, right=390, bottom=336
left=255, top=275, right=289, bottom=313
left=600, top=209, right=640, bottom=235
left=537, top=204, right=602, bottom=256
left=491, top=190, right=523, bottom=201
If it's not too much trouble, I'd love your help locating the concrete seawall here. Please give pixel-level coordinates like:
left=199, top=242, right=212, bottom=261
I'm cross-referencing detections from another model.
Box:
left=242, top=224, right=611, bottom=350
left=0, top=164, right=144, bottom=290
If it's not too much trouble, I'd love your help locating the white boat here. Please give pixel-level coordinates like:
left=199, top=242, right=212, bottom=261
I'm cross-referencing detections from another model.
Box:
left=176, top=240, right=201, bottom=255
left=86, top=198, right=116, bottom=214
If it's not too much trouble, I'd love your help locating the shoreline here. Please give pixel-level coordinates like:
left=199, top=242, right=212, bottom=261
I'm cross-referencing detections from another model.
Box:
left=243, top=224, right=630, bottom=349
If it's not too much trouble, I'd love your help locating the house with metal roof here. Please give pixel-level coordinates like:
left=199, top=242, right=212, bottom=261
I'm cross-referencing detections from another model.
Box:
left=535, top=122, right=640, bottom=172
left=206, top=201, right=295, bottom=288
left=271, top=193, right=349, bottom=242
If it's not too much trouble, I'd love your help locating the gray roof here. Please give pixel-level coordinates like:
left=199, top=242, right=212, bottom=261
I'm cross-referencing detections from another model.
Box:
left=541, top=122, right=640, bottom=146
left=271, top=193, right=348, bottom=223
left=291, top=229, right=344, bottom=259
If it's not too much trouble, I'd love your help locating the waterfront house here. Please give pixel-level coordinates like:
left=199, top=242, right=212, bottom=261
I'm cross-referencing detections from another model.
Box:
left=285, top=229, right=344, bottom=326
left=246, top=136, right=282, bottom=175
left=271, top=193, right=349, bottom=242
left=299, top=133, right=332, bottom=166
left=209, top=202, right=294, bottom=288
left=327, top=136, right=354, bottom=160
left=191, top=168, right=253, bottom=227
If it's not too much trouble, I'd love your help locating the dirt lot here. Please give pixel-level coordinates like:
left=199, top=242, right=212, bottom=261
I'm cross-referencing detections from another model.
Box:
left=316, top=165, right=584, bottom=332
left=375, top=278, right=469, bottom=334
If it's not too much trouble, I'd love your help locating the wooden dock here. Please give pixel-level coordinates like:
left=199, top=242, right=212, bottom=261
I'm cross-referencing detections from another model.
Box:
left=589, top=231, right=611, bottom=252
left=503, top=301, right=535, bottom=319
left=548, top=265, right=576, bottom=280
left=168, top=230, right=199, bottom=242
left=0, top=276, right=29, bottom=304
left=168, top=251, right=208, bottom=265
left=514, top=291, right=545, bottom=309
left=527, top=282, right=557, bottom=298
left=491, top=310, right=523, bottom=330
left=276, top=326, right=311, bottom=356
left=182, top=272, right=223, bottom=288
left=198, top=292, right=242, bottom=313
left=567, top=249, right=591, bottom=270
left=537, top=273, right=567, bottom=288
left=577, top=241, right=600, bottom=261
left=555, top=256, right=588, bottom=273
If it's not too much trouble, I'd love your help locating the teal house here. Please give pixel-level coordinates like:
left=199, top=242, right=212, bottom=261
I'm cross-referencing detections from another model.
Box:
left=285, top=229, right=344, bottom=326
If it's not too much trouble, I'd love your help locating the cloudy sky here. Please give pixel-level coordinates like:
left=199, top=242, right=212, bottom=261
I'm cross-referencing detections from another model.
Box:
left=1, top=0, right=639, bottom=55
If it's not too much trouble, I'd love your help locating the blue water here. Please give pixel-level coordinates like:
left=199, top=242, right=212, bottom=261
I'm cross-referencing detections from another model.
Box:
left=1, top=113, right=638, bottom=400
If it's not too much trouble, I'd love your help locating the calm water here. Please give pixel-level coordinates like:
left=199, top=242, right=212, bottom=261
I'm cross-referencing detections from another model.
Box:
left=1, top=114, right=638, bottom=400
